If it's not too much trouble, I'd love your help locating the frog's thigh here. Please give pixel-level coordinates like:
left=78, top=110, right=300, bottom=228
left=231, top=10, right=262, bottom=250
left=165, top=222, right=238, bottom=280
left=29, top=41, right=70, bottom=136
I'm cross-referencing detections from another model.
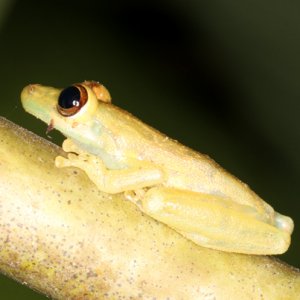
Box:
left=56, top=151, right=164, bottom=194
left=140, top=187, right=290, bottom=254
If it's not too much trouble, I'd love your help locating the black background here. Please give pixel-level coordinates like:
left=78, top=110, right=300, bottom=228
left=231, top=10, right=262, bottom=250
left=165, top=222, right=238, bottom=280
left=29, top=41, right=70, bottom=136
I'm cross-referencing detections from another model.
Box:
left=0, top=0, right=299, bottom=298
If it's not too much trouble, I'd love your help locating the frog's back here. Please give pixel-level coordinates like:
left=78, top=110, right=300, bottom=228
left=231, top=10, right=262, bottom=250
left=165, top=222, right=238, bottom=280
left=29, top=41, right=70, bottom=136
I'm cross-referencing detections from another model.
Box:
left=98, top=102, right=273, bottom=216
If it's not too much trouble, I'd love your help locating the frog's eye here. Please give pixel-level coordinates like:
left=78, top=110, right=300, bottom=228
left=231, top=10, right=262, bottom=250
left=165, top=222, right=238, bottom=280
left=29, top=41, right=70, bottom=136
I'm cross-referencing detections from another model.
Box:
left=57, top=85, right=88, bottom=116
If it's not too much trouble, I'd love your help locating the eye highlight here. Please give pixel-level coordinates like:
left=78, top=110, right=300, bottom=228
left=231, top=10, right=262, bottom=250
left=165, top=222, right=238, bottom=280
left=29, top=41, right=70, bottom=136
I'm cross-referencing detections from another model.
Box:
left=57, top=84, right=88, bottom=116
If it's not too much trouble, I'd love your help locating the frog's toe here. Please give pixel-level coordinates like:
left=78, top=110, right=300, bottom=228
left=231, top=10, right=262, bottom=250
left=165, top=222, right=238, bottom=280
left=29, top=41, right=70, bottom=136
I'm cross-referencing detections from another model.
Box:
left=62, top=138, right=85, bottom=155
left=55, top=155, right=71, bottom=168
left=56, top=154, right=88, bottom=170
left=75, top=152, right=104, bottom=166
left=67, top=153, right=79, bottom=161
left=62, top=139, right=75, bottom=152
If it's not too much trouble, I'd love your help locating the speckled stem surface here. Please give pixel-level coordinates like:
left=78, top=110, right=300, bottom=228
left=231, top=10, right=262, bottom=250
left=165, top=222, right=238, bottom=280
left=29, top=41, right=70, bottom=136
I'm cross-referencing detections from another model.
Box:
left=0, top=117, right=299, bottom=299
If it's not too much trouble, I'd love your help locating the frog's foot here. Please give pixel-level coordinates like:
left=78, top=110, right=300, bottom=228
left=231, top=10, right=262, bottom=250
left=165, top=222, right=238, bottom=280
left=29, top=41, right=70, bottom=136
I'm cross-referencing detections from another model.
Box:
left=56, top=151, right=105, bottom=174
left=55, top=138, right=164, bottom=194
left=55, top=138, right=106, bottom=184
left=56, top=138, right=98, bottom=169
left=55, top=151, right=107, bottom=196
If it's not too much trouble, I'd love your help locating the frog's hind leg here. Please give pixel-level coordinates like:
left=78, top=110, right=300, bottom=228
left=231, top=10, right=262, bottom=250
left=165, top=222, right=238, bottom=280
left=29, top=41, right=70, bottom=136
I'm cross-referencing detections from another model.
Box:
left=139, top=187, right=291, bottom=255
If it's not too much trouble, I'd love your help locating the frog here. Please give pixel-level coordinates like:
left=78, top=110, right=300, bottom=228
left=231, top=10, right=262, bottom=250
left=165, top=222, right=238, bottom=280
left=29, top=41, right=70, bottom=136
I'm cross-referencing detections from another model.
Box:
left=21, top=81, right=294, bottom=254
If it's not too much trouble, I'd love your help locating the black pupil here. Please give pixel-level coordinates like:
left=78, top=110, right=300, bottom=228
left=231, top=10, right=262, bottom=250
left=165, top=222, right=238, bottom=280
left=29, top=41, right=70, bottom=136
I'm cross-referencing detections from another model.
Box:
left=58, top=86, right=81, bottom=109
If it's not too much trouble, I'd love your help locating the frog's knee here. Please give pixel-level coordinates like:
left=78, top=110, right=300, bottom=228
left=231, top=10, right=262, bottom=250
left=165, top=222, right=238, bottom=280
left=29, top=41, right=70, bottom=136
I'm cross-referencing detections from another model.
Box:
left=274, top=212, right=294, bottom=235
left=142, top=187, right=166, bottom=213
left=141, top=187, right=182, bottom=218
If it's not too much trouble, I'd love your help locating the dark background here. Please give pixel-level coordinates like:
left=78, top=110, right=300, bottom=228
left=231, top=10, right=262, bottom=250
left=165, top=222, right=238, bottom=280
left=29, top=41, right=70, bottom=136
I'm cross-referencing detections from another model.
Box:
left=0, top=0, right=299, bottom=298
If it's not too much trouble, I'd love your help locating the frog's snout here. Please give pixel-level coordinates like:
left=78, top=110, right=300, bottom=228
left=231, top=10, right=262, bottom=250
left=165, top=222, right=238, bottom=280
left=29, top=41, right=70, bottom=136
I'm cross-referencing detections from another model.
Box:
left=21, top=84, right=60, bottom=125
left=21, top=84, right=41, bottom=106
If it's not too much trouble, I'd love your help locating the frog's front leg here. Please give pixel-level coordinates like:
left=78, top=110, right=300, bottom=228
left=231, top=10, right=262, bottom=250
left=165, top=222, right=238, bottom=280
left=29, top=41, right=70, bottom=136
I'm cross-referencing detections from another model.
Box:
left=138, top=187, right=291, bottom=255
left=55, top=139, right=164, bottom=194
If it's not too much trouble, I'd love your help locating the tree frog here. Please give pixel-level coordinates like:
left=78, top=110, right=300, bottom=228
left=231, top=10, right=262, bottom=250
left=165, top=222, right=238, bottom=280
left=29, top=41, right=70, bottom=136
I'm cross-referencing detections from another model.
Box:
left=21, top=81, right=294, bottom=255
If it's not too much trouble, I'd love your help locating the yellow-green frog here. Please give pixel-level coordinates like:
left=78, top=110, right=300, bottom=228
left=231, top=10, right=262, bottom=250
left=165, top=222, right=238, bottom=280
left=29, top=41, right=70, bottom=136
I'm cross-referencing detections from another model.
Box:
left=21, top=81, right=294, bottom=254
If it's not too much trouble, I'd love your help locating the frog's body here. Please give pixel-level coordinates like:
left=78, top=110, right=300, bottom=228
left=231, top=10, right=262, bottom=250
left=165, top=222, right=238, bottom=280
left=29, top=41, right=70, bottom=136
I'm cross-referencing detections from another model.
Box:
left=21, top=81, right=294, bottom=254
left=82, top=102, right=272, bottom=212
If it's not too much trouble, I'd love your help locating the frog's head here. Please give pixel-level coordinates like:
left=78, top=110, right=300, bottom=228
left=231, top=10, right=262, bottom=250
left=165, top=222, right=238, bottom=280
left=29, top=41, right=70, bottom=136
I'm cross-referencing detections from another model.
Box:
left=21, top=81, right=111, bottom=141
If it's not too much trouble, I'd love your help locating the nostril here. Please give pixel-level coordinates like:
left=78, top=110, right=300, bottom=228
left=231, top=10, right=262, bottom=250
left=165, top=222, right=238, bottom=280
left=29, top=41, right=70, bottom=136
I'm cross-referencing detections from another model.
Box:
left=27, top=84, right=41, bottom=94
